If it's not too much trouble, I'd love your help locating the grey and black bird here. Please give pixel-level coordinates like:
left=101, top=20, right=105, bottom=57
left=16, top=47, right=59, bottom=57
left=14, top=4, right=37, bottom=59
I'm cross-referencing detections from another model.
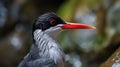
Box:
left=18, top=12, right=95, bottom=67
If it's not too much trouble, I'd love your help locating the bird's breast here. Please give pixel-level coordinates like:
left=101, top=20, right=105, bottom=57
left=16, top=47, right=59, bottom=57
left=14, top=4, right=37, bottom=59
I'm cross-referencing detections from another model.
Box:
left=34, top=30, right=64, bottom=65
left=48, top=43, right=64, bottom=64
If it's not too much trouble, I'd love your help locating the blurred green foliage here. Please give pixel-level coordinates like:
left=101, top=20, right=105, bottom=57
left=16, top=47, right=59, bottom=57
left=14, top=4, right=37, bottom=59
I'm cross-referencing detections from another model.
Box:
left=0, top=0, right=120, bottom=67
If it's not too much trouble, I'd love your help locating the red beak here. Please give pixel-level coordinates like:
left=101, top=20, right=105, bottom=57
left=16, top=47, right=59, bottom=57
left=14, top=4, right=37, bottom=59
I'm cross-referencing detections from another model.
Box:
left=61, top=23, right=96, bottom=29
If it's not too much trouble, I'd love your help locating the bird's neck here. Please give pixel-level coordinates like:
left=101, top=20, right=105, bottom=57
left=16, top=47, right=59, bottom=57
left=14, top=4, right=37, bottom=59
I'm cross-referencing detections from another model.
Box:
left=33, top=29, right=58, bottom=54
left=33, top=29, right=64, bottom=63
left=33, top=29, right=57, bottom=44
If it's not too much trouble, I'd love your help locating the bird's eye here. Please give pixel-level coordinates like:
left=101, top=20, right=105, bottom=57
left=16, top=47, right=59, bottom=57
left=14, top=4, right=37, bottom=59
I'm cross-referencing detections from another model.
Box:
left=50, top=19, right=56, bottom=25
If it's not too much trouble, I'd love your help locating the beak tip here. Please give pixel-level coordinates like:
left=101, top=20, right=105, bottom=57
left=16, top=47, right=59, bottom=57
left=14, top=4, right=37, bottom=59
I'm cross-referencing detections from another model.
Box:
left=91, top=26, right=96, bottom=29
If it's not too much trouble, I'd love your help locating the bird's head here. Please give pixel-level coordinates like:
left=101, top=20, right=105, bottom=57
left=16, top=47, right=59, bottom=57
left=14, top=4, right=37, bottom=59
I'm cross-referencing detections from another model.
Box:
left=32, top=12, right=95, bottom=39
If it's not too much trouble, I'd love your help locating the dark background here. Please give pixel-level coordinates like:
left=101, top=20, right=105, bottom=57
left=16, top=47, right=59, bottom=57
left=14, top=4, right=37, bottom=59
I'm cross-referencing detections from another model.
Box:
left=0, top=0, right=120, bottom=67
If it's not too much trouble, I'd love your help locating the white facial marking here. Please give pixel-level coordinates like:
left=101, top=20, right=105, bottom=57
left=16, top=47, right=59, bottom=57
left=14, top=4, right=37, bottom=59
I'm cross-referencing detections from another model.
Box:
left=44, top=24, right=63, bottom=39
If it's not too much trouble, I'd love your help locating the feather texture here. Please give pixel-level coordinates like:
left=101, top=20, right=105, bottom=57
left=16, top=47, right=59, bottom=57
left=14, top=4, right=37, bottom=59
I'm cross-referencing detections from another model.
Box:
left=18, top=29, right=64, bottom=67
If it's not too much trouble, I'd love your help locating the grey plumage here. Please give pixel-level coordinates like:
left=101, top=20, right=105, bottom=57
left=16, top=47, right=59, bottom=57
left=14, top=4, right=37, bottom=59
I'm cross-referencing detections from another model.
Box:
left=18, top=29, right=64, bottom=67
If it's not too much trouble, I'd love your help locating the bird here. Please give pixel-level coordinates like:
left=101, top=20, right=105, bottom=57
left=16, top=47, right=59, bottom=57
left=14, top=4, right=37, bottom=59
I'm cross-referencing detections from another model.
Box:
left=18, top=12, right=95, bottom=67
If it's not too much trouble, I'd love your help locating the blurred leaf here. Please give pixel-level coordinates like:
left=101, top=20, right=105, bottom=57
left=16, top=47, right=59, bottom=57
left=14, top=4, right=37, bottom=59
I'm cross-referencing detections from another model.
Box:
left=87, top=0, right=101, bottom=9
left=57, top=0, right=82, bottom=21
